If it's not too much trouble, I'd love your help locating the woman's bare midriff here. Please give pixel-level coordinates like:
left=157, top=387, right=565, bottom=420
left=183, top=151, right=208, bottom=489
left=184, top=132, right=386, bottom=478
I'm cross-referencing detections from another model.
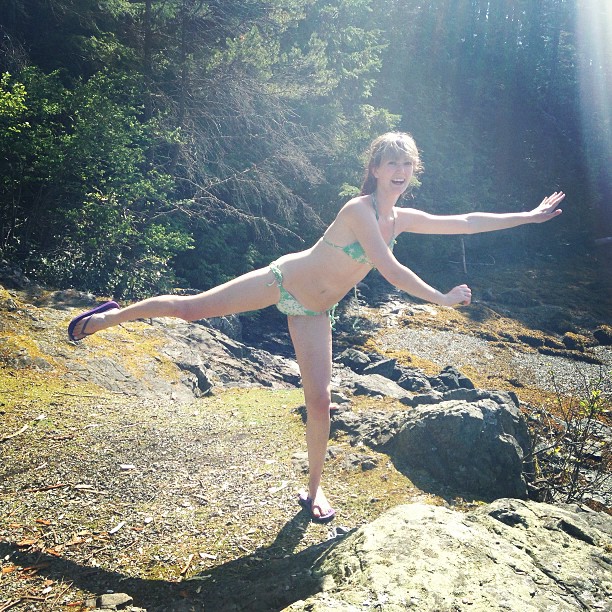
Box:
left=273, top=240, right=371, bottom=312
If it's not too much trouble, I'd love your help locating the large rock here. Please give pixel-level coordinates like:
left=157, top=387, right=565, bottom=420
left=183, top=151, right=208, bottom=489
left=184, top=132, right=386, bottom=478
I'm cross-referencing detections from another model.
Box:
left=334, top=348, right=371, bottom=373
left=161, top=320, right=302, bottom=389
left=352, top=373, right=412, bottom=401
left=63, top=318, right=301, bottom=401
left=333, top=390, right=531, bottom=500
left=392, top=394, right=531, bottom=499
left=287, top=499, right=612, bottom=612
left=362, top=358, right=399, bottom=380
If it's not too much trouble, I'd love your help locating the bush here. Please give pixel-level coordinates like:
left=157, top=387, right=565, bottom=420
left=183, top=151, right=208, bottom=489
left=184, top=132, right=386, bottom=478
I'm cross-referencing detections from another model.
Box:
left=0, top=68, right=192, bottom=298
left=526, top=369, right=611, bottom=507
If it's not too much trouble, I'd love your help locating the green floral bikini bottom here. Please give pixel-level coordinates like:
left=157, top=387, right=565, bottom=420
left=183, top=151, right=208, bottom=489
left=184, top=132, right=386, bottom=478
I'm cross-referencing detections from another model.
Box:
left=268, top=260, right=337, bottom=324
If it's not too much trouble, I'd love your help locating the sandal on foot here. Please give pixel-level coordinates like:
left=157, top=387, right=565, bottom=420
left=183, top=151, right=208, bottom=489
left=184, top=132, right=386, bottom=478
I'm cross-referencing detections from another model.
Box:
left=68, top=300, right=120, bottom=341
left=298, top=492, right=336, bottom=523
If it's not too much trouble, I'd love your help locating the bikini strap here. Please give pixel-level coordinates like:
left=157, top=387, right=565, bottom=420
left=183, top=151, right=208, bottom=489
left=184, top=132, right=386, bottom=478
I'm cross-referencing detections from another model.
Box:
left=371, top=192, right=380, bottom=220
left=372, top=192, right=396, bottom=239
left=267, top=260, right=283, bottom=287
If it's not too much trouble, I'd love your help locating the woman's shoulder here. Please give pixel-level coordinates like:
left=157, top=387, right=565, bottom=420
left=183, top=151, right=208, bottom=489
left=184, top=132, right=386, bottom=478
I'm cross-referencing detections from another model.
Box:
left=339, top=195, right=374, bottom=218
left=324, top=195, right=374, bottom=238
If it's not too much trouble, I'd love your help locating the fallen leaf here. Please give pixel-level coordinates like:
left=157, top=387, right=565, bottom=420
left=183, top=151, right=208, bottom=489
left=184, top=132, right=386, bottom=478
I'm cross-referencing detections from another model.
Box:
left=35, top=518, right=52, bottom=525
left=1, top=565, right=18, bottom=574
left=16, top=539, right=38, bottom=547
left=198, top=552, right=217, bottom=560
left=180, top=553, right=195, bottom=575
left=23, top=563, right=50, bottom=571
left=268, top=480, right=288, bottom=494
left=108, top=521, right=125, bottom=535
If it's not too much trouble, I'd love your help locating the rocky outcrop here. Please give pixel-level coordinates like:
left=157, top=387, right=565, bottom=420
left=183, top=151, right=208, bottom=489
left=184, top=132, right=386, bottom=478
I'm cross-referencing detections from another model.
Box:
left=63, top=315, right=300, bottom=401
left=287, top=499, right=612, bottom=612
left=330, top=352, right=531, bottom=501
left=155, top=318, right=301, bottom=393
left=331, top=389, right=532, bottom=500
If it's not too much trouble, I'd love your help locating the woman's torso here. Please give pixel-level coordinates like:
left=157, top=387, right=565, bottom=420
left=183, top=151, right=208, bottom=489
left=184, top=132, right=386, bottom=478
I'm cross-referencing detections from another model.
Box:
left=273, top=197, right=397, bottom=311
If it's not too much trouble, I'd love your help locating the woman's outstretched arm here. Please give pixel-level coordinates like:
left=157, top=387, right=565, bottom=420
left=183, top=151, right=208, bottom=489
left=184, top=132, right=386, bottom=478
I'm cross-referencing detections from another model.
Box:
left=341, top=198, right=473, bottom=307
left=396, top=191, right=565, bottom=235
left=374, top=260, right=472, bottom=307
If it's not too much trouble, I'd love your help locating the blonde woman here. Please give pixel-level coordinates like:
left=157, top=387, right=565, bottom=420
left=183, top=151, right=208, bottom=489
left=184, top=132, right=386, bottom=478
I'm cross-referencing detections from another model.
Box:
left=69, top=132, right=564, bottom=522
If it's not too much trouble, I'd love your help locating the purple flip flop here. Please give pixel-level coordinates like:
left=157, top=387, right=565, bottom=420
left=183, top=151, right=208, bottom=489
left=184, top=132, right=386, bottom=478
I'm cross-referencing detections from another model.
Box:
left=68, top=300, right=120, bottom=341
left=298, top=492, right=336, bottom=524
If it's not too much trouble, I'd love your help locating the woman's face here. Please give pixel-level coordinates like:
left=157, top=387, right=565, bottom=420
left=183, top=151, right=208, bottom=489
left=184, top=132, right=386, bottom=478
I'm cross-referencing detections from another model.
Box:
left=372, top=152, right=414, bottom=195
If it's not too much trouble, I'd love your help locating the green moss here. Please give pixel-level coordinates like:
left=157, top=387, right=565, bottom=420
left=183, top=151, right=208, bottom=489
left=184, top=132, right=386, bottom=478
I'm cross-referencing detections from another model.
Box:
left=361, top=337, right=441, bottom=375
left=562, top=332, right=590, bottom=351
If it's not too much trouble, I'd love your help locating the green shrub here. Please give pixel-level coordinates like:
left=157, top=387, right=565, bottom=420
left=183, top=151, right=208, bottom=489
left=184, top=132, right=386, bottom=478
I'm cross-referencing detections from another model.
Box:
left=527, top=369, right=611, bottom=506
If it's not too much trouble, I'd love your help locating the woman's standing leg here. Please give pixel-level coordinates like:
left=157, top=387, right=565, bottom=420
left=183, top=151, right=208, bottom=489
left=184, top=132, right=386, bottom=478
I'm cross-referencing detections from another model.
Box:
left=69, top=267, right=280, bottom=340
left=287, top=314, right=334, bottom=519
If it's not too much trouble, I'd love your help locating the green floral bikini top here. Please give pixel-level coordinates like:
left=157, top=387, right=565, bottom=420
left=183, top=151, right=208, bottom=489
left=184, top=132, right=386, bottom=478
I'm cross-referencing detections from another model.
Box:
left=322, top=193, right=396, bottom=266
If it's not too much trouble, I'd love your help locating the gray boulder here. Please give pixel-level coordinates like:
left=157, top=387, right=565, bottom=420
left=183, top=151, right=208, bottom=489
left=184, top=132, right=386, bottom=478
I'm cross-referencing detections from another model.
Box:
left=287, top=499, right=612, bottom=612
left=334, top=348, right=371, bottom=373
left=392, top=395, right=531, bottom=499
left=397, top=370, right=433, bottom=392
left=362, top=357, right=399, bottom=380
left=352, top=373, right=413, bottom=401
left=431, top=364, right=475, bottom=390
left=333, top=390, right=531, bottom=500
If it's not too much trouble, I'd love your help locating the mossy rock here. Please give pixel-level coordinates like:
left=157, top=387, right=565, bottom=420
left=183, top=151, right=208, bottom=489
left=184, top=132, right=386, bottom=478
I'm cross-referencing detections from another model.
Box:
left=517, top=333, right=544, bottom=348
left=593, top=325, right=612, bottom=346
left=562, top=332, right=590, bottom=351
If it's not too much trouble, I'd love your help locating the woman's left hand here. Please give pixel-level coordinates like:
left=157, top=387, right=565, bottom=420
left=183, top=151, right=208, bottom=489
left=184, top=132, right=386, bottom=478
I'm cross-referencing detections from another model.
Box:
left=528, top=191, right=565, bottom=223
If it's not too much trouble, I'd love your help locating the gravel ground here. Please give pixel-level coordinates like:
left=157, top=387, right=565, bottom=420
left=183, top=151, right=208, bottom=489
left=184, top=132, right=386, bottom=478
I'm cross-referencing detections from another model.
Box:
left=0, top=387, right=365, bottom=612
left=378, top=327, right=612, bottom=395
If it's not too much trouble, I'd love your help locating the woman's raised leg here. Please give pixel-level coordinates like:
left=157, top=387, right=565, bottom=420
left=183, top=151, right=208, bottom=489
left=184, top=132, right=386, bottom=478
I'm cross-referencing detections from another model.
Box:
left=69, top=266, right=280, bottom=340
left=287, top=313, right=335, bottom=520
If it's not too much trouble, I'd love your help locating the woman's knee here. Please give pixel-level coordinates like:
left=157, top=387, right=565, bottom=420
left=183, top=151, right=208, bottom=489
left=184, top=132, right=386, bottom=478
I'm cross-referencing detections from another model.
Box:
left=305, top=391, right=331, bottom=418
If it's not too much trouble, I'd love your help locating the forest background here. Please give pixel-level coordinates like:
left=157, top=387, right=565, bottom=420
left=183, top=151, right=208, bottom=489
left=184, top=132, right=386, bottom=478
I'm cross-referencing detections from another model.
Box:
left=0, top=0, right=610, bottom=302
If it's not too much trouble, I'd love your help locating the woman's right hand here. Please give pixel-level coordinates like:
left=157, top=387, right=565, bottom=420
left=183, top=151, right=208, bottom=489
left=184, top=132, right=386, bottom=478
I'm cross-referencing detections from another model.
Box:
left=443, top=284, right=472, bottom=306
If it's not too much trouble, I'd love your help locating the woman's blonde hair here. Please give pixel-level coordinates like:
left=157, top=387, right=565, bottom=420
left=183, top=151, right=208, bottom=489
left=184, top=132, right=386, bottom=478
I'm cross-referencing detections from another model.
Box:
left=360, top=132, right=423, bottom=195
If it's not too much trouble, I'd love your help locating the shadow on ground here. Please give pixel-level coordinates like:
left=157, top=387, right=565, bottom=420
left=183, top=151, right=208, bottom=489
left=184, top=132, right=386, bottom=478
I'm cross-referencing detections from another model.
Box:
left=1, top=510, right=345, bottom=611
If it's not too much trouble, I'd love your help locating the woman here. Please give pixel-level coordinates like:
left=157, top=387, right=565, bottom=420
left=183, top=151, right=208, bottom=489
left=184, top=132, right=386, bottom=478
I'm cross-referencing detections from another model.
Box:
left=68, top=132, right=565, bottom=522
